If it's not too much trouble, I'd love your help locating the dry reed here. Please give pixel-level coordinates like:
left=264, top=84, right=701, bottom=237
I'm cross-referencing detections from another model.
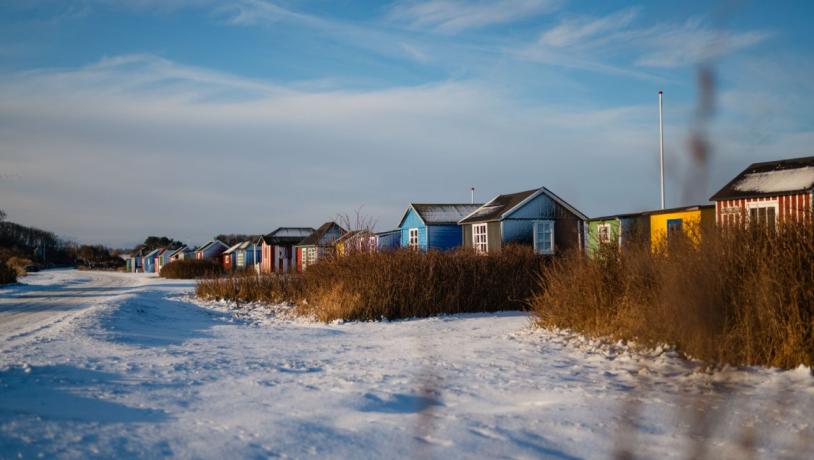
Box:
left=532, top=222, right=814, bottom=368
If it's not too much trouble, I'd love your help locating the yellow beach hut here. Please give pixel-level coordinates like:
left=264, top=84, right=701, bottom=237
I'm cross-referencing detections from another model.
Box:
left=647, top=205, right=715, bottom=251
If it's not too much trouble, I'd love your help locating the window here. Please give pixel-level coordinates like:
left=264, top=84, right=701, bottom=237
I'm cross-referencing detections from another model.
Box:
left=473, top=224, right=488, bottom=254
left=666, top=219, right=683, bottom=242
left=597, top=223, right=612, bottom=244
left=408, top=228, right=419, bottom=249
left=533, top=220, right=555, bottom=254
left=307, top=247, right=317, bottom=265
left=748, top=201, right=778, bottom=232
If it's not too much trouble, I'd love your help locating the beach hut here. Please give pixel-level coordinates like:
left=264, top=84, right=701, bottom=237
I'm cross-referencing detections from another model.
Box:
left=459, top=187, right=587, bottom=255
left=195, top=240, right=228, bottom=262
left=221, top=243, right=240, bottom=270
left=335, top=230, right=376, bottom=256
left=586, top=212, right=650, bottom=257
left=647, top=205, right=715, bottom=251
left=294, top=222, right=346, bottom=271
left=375, top=229, right=401, bottom=252
left=711, top=155, right=814, bottom=229
left=155, top=247, right=176, bottom=274
left=169, top=246, right=194, bottom=262
left=260, top=227, right=315, bottom=273
left=142, top=248, right=161, bottom=273
left=235, top=240, right=262, bottom=270
left=398, top=203, right=483, bottom=251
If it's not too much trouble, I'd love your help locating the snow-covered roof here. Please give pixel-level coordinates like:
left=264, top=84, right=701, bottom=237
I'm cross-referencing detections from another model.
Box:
left=733, top=167, right=814, bottom=194
left=222, top=243, right=242, bottom=254
left=711, top=155, right=814, bottom=200
left=273, top=228, right=314, bottom=238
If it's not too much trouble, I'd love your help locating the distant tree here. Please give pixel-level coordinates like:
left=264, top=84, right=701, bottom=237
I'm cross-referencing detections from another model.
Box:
left=133, top=236, right=184, bottom=254
left=73, top=244, right=125, bottom=270
left=0, top=209, right=6, bottom=222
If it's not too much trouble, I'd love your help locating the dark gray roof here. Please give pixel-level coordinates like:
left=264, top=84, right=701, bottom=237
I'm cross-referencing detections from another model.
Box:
left=399, top=204, right=484, bottom=227
left=458, top=190, right=536, bottom=224
left=296, top=222, right=346, bottom=246
left=710, top=155, right=814, bottom=201
left=261, top=227, right=316, bottom=245
left=459, top=187, right=588, bottom=224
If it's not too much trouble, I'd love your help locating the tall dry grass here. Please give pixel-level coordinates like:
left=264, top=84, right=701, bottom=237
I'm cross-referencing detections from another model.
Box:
left=196, top=272, right=304, bottom=304
left=532, top=222, right=814, bottom=368
left=160, top=260, right=224, bottom=279
left=300, top=246, right=546, bottom=322
left=197, top=246, right=547, bottom=322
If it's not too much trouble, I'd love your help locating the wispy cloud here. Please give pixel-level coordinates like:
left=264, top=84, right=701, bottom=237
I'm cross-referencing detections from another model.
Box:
left=538, top=7, right=640, bottom=48
left=388, top=0, right=560, bottom=34
left=524, top=8, right=771, bottom=71
left=0, top=54, right=669, bottom=245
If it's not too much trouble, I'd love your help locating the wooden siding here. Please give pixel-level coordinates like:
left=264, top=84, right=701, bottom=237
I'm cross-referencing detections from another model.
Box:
left=503, top=192, right=582, bottom=253
left=426, top=225, right=464, bottom=250
left=399, top=208, right=428, bottom=250
left=376, top=232, right=400, bottom=251
left=650, top=207, right=715, bottom=251
left=261, top=242, right=294, bottom=273
left=587, top=218, right=621, bottom=257
left=460, top=222, right=501, bottom=252
left=715, top=192, right=813, bottom=227
left=487, top=221, right=502, bottom=251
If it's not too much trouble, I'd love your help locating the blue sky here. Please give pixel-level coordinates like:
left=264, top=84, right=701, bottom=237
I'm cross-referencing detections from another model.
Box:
left=1, top=1, right=812, bottom=247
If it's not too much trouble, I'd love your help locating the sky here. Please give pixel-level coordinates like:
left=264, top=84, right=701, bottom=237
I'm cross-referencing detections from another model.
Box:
left=1, top=0, right=812, bottom=247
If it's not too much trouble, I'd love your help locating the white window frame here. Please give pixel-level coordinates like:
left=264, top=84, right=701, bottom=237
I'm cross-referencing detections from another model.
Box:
left=473, top=223, right=488, bottom=254
left=597, top=223, right=612, bottom=244
left=747, top=200, right=779, bottom=227
left=408, top=228, right=419, bottom=249
left=533, top=220, right=555, bottom=255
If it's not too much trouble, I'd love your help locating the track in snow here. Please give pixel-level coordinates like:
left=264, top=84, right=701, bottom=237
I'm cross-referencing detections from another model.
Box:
left=0, top=270, right=812, bottom=459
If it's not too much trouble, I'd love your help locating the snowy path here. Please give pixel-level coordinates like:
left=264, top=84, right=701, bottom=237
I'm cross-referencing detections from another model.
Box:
left=0, top=270, right=812, bottom=459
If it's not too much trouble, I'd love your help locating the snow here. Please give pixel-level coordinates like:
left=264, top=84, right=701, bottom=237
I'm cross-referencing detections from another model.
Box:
left=1, top=270, right=813, bottom=459
left=733, top=166, right=814, bottom=193
left=273, top=228, right=313, bottom=238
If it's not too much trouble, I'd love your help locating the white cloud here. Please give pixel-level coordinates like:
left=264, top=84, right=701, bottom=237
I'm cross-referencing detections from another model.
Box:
left=538, top=7, right=639, bottom=48
left=389, top=0, right=560, bottom=34
left=528, top=9, right=771, bottom=70
left=0, top=54, right=671, bottom=246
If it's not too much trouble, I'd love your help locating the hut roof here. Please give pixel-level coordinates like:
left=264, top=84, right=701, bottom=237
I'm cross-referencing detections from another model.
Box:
left=711, top=155, right=814, bottom=201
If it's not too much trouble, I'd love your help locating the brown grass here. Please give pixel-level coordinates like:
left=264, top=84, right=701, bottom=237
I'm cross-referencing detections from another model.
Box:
left=0, top=262, right=16, bottom=284
left=532, top=223, right=814, bottom=368
left=196, top=246, right=547, bottom=322
left=301, top=246, right=546, bottom=322
left=5, top=256, right=32, bottom=277
left=196, top=272, right=304, bottom=304
left=160, top=260, right=224, bottom=279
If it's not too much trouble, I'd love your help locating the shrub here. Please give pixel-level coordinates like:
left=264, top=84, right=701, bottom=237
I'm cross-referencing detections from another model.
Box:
left=299, top=246, right=547, bottom=322
left=160, top=260, right=224, bottom=279
left=531, top=223, right=814, bottom=368
left=196, top=272, right=304, bottom=304
left=5, top=256, right=32, bottom=277
left=196, top=246, right=547, bottom=322
left=0, top=262, right=16, bottom=285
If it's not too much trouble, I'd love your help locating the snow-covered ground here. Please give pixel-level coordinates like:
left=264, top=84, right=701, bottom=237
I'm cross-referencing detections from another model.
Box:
left=1, top=270, right=812, bottom=459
